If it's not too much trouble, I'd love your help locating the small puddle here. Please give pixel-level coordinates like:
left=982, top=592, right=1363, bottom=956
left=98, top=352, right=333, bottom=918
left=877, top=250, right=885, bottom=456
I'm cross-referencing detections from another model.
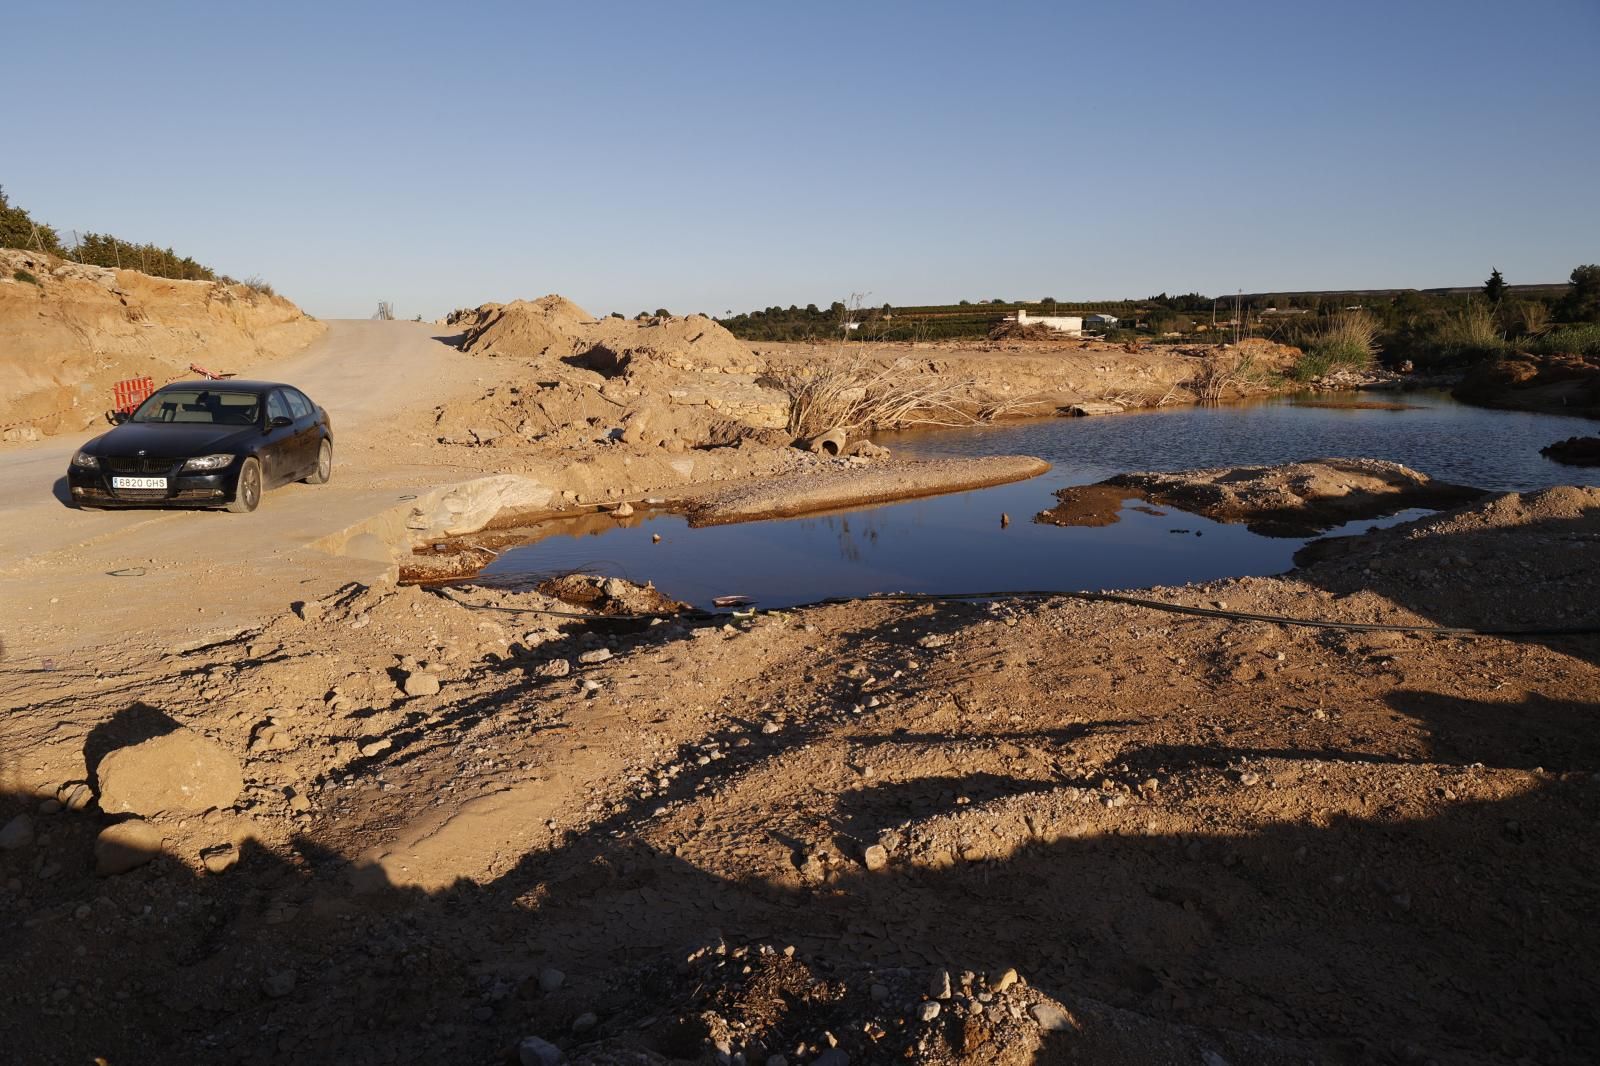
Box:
left=469, top=492, right=1435, bottom=612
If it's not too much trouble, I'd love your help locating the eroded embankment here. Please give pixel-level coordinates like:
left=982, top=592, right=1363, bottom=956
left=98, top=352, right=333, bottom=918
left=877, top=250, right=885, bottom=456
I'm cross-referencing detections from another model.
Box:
left=0, top=249, right=324, bottom=440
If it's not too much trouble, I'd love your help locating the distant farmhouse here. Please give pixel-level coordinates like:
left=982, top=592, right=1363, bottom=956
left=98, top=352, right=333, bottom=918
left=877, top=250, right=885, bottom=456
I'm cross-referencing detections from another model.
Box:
left=1012, top=308, right=1083, bottom=336
left=1083, top=313, right=1119, bottom=329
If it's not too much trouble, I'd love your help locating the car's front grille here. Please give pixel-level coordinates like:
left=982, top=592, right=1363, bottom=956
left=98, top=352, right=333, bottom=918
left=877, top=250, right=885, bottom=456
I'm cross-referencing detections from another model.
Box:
left=103, top=456, right=179, bottom=475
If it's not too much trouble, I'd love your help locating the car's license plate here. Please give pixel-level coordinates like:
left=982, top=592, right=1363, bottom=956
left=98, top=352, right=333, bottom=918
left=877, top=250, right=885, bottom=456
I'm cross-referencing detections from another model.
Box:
left=111, top=476, right=167, bottom=490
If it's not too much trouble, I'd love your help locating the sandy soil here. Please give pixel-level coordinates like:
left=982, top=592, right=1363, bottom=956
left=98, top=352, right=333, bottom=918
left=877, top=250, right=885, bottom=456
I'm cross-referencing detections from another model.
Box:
left=1038, top=459, right=1484, bottom=537
left=5, top=289, right=1598, bottom=1065
left=2, top=482, right=1596, bottom=1065
left=0, top=249, right=324, bottom=440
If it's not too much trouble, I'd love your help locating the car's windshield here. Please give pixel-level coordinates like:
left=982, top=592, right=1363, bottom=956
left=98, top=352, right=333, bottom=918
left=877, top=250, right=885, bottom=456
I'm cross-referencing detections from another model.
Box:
left=130, top=389, right=261, bottom=426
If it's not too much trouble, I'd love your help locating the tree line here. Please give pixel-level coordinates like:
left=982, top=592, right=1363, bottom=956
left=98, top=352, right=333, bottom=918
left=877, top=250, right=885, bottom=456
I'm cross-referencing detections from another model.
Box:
left=1, top=185, right=224, bottom=283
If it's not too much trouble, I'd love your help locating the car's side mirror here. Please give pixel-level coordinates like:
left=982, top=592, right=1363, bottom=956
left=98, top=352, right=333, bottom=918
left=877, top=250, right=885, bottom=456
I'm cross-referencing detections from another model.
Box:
left=268, top=416, right=293, bottom=429
left=110, top=410, right=130, bottom=425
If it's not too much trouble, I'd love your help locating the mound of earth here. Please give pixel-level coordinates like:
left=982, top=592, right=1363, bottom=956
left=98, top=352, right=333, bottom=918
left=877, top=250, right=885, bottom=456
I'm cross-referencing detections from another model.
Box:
left=1454, top=350, right=1600, bottom=416
left=1542, top=435, right=1600, bottom=467
left=458, top=296, right=595, bottom=358
left=1037, top=458, right=1483, bottom=537
left=538, top=574, right=688, bottom=616
left=0, top=249, right=324, bottom=441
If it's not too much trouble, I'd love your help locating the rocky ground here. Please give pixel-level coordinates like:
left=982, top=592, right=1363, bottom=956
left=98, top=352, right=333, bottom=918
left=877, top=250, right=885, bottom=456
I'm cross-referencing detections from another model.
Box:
left=1038, top=459, right=1484, bottom=537
left=3, top=485, right=1597, bottom=1065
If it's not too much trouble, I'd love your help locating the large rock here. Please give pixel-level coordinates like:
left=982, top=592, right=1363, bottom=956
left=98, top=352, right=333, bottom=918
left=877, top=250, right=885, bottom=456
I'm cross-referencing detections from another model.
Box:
left=96, top=728, right=243, bottom=815
left=95, top=820, right=165, bottom=875
left=0, top=814, right=34, bottom=851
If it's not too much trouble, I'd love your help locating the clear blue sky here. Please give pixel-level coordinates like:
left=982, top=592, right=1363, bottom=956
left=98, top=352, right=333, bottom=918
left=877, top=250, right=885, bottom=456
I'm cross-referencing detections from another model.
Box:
left=6, top=1, right=1597, bottom=320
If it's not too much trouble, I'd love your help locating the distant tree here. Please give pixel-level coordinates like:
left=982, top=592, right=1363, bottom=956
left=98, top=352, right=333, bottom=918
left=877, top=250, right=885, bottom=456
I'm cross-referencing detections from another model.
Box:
left=1040, top=297, right=1057, bottom=308
left=1483, top=268, right=1506, bottom=304
left=958, top=299, right=971, bottom=306
left=653, top=308, right=670, bottom=318
left=0, top=186, right=64, bottom=255
left=1561, top=264, right=1600, bottom=322
left=991, top=298, right=1005, bottom=305
left=805, top=303, right=819, bottom=314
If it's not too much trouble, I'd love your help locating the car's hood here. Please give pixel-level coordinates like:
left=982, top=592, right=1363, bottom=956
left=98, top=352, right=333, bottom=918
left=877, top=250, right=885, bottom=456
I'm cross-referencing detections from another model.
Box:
left=88, top=422, right=260, bottom=457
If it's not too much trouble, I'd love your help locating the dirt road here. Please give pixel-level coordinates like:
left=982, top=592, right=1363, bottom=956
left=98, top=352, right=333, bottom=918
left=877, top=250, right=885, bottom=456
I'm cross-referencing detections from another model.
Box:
left=0, top=321, right=483, bottom=663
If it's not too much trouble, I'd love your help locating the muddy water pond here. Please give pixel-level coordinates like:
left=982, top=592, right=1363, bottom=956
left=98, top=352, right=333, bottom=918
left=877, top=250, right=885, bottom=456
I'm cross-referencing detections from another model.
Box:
left=476, top=393, right=1599, bottom=610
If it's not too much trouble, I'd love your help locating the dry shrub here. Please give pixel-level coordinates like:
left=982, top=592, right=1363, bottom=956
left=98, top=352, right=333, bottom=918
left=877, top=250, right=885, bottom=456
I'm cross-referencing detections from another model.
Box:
left=1517, top=301, right=1551, bottom=338
left=765, top=355, right=1026, bottom=440
left=1190, top=349, right=1262, bottom=402
left=1440, top=299, right=1502, bottom=352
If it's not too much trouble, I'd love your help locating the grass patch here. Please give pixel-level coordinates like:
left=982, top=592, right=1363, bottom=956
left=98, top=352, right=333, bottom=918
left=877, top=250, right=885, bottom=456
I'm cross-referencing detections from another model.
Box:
left=12, top=269, right=38, bottom=285
left=1292, top=310, right=1378, bottom=381
left=1529, top=324, right=1600, bottom=357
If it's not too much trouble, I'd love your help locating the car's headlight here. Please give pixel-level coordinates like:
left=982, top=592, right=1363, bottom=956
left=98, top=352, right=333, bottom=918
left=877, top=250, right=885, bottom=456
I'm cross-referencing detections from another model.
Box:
left=71, top=451, right=99, bottom=469
left=181, top=453, right=235, bottom=472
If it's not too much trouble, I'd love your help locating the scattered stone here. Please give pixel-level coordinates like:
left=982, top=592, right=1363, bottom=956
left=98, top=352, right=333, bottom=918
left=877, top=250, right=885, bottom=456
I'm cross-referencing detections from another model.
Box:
left=538, top=966, right=566, bottom=992
left=536, top=658, right=572, bottom=678
left=929, top=969, right=952, bottom=999
left=1238, top=770, right=1261, bottom=787
left=992, top=968, right=1018, bottom=993
left=0, top=814, right=35, bottom=850
left=917, top=1001, right=941, bottom=1022
left=813, top=1050, right=849, bottom=1066
left=95, top=820, right=165, bottom=876
left=760, top=721, right=780, bottom=735
left=1029, top=1001, right=1075, bottom=1032
left=571, top=1012, right=597, bottom=1033
left=36, top=799, right=61, bottom=816
left=862, top=844, right=888, bottom=871
left=612, top=501, right=635, bottom=518
left=517, top=1035, right=565, bottom=1066
left=578, top=648, right=613, bottom=665
left=263, top=968, right=297, bottom=998
left=359, top=738, right=392, bottom=758
left=57, top=782, right=94, bottom=811
left=201, top=842, right=239, bottom=873
left=402, top=671, right=441, bottom=697
left=96, top=729, right=243, bottom=816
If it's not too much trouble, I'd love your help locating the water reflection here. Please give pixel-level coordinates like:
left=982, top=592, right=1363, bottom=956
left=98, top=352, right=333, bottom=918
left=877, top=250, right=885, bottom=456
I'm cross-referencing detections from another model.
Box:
left=480, top=393, right=1597, bottom=611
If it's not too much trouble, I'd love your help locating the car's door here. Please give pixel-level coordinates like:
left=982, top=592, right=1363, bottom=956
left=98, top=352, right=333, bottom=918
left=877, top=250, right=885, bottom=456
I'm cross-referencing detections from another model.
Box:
left=262, top=389, right=299, bottom=484
left=282, top=388, right=321, bottom=476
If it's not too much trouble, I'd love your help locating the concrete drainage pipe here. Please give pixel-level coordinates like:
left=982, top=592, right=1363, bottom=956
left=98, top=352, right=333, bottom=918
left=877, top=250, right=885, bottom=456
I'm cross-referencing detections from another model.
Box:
left=809, top=428, right=848, bottom=456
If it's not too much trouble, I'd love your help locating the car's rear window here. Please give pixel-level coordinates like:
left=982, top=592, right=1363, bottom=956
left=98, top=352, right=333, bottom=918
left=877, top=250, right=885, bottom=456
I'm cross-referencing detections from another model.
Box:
left=131, top=389, right=261, bottom=426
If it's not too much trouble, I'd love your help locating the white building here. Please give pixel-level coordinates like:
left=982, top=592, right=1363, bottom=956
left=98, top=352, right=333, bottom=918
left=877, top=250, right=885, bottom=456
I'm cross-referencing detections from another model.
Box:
left=1083, top=313, right=1119, bottom=328
left=1014, top=308, right=1083, bottom=336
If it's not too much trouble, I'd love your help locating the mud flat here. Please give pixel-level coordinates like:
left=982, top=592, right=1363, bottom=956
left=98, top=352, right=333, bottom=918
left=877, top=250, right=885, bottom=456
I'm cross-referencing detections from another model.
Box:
left=1038, top=457, right=1483, bottom=537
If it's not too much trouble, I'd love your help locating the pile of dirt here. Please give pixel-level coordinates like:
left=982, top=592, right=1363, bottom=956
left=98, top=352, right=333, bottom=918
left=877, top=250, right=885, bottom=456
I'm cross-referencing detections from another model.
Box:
left=1454, top=350, right=1600, bottom=416
left=1039, top=458, right=1484, bottom=537
left=0, top=249, right=324, bottom=441
left=459, top=296, right=596, bottom=358
left=538, top=573, right=689, bottom=616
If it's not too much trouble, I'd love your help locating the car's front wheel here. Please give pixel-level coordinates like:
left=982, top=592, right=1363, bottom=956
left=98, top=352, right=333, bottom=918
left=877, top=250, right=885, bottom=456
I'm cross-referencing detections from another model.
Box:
left=303, top=439, right=332, bottom=485
left=227, top=457, right=262, bottom=513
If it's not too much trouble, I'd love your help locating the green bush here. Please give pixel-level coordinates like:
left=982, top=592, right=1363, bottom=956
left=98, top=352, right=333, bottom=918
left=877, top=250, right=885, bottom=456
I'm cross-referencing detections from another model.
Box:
left=1529, top=324, right=1600, bottom=357
left=13, top=269, right=39, bottom=285
left=1293, top=310, right=1378, bottom=379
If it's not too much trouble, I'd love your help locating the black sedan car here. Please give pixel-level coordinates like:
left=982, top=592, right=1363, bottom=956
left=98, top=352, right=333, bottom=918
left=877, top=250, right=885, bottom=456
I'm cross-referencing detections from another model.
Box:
left=68, top=380, right=333, bottom=512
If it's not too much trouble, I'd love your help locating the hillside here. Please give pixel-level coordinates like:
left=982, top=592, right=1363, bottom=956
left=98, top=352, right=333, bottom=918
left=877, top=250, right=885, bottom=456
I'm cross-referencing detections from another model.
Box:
left=0, top=249, right=324, bottom=441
